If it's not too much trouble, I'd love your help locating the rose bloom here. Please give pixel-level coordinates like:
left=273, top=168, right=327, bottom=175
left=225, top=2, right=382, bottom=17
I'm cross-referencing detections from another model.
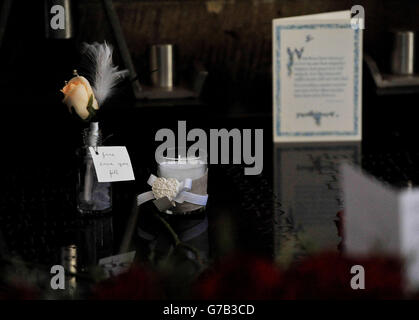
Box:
left=194, top=253, right=284, bottom=300
left=61, top=76, right=99, bottom=120
left=90, top=265, right=164, bottom=300
left=281, top=252, right=403, bottom=299
left=0, top=283, right=40, bottom=300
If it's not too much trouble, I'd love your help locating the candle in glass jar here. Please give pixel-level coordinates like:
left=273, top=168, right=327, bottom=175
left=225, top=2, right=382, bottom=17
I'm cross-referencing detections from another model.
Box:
left=158, top=157, right=206, bottom=181
left=156, top=147, right=207, bottom=181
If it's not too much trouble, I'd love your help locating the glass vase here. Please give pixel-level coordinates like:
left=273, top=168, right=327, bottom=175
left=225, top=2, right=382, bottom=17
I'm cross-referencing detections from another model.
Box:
left=76, top=126, right=112, bottom=215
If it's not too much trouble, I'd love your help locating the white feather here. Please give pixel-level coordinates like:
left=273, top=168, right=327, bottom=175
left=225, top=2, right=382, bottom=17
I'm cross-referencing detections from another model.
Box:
left=82, top=42, right=128, bottom=106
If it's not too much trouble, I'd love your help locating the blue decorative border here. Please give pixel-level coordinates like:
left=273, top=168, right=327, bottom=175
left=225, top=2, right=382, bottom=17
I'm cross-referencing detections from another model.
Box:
left=275, top=24, right=360, bottom=137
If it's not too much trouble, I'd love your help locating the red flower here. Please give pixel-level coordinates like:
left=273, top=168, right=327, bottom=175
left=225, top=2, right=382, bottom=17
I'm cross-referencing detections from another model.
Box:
left=0, top=283, right=40, bottom=300
left=357, top=256, right=404, bottom=299
left=90, top=265, right=164, bottom=300
left=194, top=254, right=283, bottom=300
left=282, top=252, right=403, bottom=299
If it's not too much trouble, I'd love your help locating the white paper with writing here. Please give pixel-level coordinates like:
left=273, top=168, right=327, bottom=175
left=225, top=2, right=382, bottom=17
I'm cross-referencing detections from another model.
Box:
left=342, top=164, right=400, bottom=255
left=89, top=146, right=135, bottom=182
left=273, top=11, right=362, bottom=142
left=400, top=190, right=419, bottom=290
left=342, top=164, right=419, bottom=289
left=98, top=251, right=136, bottom=278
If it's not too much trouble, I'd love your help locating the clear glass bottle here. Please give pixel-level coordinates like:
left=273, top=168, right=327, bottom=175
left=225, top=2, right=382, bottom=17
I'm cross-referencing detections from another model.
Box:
left=76, top=123, right=112, bottom=215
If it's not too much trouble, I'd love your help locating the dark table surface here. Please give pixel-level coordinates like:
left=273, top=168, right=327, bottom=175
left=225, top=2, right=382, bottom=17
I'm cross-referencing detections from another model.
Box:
left=1, top=89, right=418, bottom=298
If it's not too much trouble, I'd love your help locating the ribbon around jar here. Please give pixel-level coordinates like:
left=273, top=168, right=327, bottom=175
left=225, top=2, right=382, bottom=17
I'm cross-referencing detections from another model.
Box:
left=136, top=174, right=208, bottom=212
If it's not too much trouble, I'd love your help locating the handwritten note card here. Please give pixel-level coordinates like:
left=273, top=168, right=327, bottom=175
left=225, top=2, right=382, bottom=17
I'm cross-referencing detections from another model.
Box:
left=342, top=164, right=419, bottom=290
left=89, top=146, right=135, bottom=183
left=273, top=11, right=363, bottom=142
left=98, top=251, right=136, bottom=278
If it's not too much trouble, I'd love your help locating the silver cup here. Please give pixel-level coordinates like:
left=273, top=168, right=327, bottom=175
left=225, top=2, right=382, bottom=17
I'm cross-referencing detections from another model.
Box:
left=150, top=44, right=175, bottom=88
left=391, top=30, right=416, bottom=75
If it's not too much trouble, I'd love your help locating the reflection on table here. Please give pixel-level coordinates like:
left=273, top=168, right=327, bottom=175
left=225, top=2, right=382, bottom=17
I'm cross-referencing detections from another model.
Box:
left=273, top=142, right=360, bottom=262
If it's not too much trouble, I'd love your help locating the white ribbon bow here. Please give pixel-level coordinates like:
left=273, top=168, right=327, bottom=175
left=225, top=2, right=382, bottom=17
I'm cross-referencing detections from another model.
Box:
left=136, top=174, right=208, bottom=209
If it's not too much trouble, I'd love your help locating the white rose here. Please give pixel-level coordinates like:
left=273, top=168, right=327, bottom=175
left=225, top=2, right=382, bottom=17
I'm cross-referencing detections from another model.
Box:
left=61, top=76, right=99, bottom=120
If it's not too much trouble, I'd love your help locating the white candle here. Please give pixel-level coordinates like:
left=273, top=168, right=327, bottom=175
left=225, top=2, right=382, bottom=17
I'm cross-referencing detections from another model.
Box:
left=157, top=151, right=207, bottom=181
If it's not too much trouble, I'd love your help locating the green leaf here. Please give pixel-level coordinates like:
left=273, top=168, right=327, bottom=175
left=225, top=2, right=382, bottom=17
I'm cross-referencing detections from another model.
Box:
left=87, top=94, right=93, bottom=109
left=85, top=106, right=97, bottom=122
left=84, top=95, right=97, bottom=122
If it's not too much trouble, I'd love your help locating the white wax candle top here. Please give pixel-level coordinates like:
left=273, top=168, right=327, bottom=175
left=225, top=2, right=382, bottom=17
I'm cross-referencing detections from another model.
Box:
left=158, top=159, right=206, bottom=181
